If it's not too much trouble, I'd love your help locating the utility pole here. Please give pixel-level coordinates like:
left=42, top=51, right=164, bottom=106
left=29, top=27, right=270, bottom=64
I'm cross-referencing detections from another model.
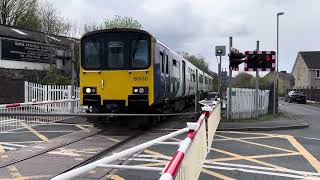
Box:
left=70, top=43, right=75, bottom=113
left=255, top=41, right=260, bottom=118
left=228, top=37, right=233, bottom=121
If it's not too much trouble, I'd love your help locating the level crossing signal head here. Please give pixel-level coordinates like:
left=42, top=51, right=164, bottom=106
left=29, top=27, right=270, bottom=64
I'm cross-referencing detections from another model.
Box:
left=244, top=51, right=276, bottom=71
left=228, top=48, right=246, bottom=71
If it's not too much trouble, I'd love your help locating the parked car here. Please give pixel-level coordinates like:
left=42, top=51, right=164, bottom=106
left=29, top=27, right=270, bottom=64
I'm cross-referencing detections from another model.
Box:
left=285, top=91, right=306, bottom=104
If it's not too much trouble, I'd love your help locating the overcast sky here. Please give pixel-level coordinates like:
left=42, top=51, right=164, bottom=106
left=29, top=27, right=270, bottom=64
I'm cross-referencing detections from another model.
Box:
left=45, top=0, right=320, bottom=75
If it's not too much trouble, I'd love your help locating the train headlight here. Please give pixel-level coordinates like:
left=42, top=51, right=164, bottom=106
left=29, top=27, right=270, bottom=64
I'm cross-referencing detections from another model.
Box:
left=86, top=88, right=91, bottom=94
left=83, top=87, right=97, bottom=94
left=133, top=87, right=148, bottom=94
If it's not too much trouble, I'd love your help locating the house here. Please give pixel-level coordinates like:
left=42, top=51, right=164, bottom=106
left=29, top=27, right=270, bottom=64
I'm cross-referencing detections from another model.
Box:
left=292, top=51, right=320, bottom=89
left=264, top=71, right=294, bottom=96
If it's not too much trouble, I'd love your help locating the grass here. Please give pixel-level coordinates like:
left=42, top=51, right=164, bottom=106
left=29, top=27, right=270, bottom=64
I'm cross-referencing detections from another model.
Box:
left=221, top=111, right=283, bottom=122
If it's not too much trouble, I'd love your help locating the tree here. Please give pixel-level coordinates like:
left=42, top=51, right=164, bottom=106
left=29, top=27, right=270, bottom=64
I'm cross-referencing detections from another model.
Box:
left=84, top=15, right=143, bottom=33
left=0, top=0, right=40, bottom=30
left=38, top=0, right=71, bottom=36
left=233, top=72, right=254, bottom=88
left=41, top=66, right=70, bottom=85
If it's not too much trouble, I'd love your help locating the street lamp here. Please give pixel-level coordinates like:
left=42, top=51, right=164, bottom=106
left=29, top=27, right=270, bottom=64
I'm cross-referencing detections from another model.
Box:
left=274, top=12, right=285, bottom=116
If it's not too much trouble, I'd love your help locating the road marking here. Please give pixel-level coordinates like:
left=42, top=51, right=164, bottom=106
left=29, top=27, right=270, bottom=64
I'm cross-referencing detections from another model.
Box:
left=106, top=137, right=121, bottom=143
left=110, top=175, right=125, bottom=180
left=0, top=143, right=27, bottom=148
left=7, top=165, right=23, bottom=179
left=20, top=123, right=48, bottom=142
left=286, top=135, right=320, bottom=172
left=203, top=164, right=305, bottom=179
left=138, top=162, right=166, bottom=167
left=0, top=144, right=5, bottom=155
left=213, top=135, right=283, bottom=142
left=209, top=152, right=300, bottom=162
left=217, top=131, right=280, bottom=137
left=208, top=162, right=320, bottom=177
left=202, top=168, right=236, bottom=180
left=75, top=124, right=89, bottom=132
left=212, top=148, right=289, bottom=170
left=144, top=149, right=172, bottom=160
left=304, top=137, right=320, bottom=141
left=215, top=134, right=296, bottom=153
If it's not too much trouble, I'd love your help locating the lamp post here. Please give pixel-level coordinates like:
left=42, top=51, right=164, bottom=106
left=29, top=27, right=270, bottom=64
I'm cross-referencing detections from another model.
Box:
left=274, top=12, right=284, bottom=116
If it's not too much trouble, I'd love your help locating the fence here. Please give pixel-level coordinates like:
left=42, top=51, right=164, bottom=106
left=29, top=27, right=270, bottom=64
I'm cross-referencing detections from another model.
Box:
left=0, top=99, right=81, bottom=133
left=52, top=99, right=221, bottom=180
left=24, top=81, right=80, bottom=102
left=228, top=88, right=269, bottom=119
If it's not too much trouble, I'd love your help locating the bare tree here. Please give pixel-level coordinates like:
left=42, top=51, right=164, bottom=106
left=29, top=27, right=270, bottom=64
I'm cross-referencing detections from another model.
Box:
left=0, top=0, right=40, bottom=30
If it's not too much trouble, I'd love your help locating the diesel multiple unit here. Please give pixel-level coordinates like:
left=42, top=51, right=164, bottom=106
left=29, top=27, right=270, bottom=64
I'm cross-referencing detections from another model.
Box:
left=80, top=28, right=213, bottom=116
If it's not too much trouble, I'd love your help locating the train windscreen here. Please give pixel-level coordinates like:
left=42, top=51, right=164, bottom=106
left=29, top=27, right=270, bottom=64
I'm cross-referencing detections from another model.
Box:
left=81, top=31, right=150, bottom=70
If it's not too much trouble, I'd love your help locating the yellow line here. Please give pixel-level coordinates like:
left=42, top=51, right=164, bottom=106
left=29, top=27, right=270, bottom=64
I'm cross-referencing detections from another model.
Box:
left=217, top=131, right=280, bottom=137
left=0, top=144, right=5, bottom=155
left=202, top=168, right=236, bottom=180
left=20, top=123, right=48, bottom=142
left=215, top=134, right=296, bottom=153
left=209, top=152, right=300, bottom=162
left=170, top=137, right=182, bottom=142
left=106, top=137, right=121, bottom=143
left=212, top=148, right=289, bottom=170
left=75, top=124, right=89, bottom=132
left=110, top=175, right=125, bottom=180
left=144, top=149, right=172, bottom=160
left=214, top=135, right=284, bottom=142
left=286, top=135, right=320, bottom=172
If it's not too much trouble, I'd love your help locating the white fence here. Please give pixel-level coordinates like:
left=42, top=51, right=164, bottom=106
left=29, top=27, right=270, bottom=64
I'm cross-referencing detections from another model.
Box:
left=228, top=88, right=269, bottom=119
left=0, top=99, right=80, bottom=133
left=24, top=81, right=80, bottom=102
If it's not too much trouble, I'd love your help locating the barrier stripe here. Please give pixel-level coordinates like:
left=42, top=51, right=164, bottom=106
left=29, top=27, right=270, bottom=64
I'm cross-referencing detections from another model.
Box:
left=160, top=112, right=209, bottom=180
left=0, top=99, right=79, bottom=110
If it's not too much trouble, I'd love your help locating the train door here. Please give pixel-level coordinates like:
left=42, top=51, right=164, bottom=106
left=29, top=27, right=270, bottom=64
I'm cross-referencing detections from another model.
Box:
left=165, top=54, right=170, bottom=98
left=182, top=60, right=186, bottom=96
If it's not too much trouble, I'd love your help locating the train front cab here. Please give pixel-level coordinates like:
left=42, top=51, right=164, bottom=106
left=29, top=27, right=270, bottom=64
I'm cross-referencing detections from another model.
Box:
left=80, top=29, right=154, bottom=113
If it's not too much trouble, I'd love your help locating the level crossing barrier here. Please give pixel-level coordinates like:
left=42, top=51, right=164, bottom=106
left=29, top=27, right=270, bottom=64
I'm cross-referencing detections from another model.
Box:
left=0, top=99, right=81, bottom=133
left=52, top=99, right=221, bottom=180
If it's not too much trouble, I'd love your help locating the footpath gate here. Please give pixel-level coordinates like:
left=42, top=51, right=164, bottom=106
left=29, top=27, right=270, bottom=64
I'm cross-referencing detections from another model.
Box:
left=52, top=99, right=221, bottom=180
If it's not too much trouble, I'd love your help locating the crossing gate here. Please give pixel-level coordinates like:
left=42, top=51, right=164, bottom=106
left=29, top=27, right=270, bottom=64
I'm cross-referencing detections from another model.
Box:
left=24, top=81, right=80, bottom=102
left=52, top=99, right=221, bottom=180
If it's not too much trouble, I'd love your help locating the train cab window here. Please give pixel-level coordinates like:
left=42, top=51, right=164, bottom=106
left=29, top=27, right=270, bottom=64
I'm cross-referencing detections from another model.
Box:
left=84, top=39, right=101, bottom=69
left=132, top=40, right=148, bottom=68
left=165, top=55, right=169, bottom=74
left=160, top=52, right=164, bottom=73
left=107, top=41, right=125, bottom=68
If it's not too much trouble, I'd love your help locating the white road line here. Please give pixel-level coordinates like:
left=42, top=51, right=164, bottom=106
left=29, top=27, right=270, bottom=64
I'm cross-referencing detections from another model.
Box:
left=303, top=137, right=320, bottom=141
left=0, top=142, right=27, bottom=148
left=2, top=146, right=16, bottom=151
left=118, top=158, right=166, bottom=163
left=208, top=162, right=320, bottom=177
left=203, top=165, right=304, bottom=179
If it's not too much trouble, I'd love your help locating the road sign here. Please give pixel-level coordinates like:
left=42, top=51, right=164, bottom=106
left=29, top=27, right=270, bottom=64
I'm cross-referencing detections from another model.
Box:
left=215, top=46, right=226, bottom=56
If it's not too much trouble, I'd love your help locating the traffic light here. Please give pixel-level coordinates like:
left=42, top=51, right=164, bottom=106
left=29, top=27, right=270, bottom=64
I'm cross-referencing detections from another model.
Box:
left=229, top=48, right=246, bottom=71
left=244, top=51, right=276, bottom=71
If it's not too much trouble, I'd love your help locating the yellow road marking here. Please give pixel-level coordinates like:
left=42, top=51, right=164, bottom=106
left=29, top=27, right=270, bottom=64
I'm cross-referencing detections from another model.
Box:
left=202, top=168, right=236, bottom=180
left=286, top=135, right=320, bottom=172
left=75, top=124, right=89, bottom=132
left=106, top=137, right=121, bottom=143
left=138, top=162, right=166, bottom=167
left=20, top=123, right=48, bottom=142
left=214, top=135, right=284, bottom=142
left=217, top=131, right=281, bottom=137
left=170, top=137, right=182, bottom=142
left=110, top=175, right=125, bottom=180
left=144, top=149, right=172, bottom=160
left=7, top=166, right=23, bottom=179
left=0, top=144, right=5, bottom=155
left=212, top=148, right=289, bottom=170
left=209, top=152, right=300, bottom=162
left=215, top=134, right=296, bottom=153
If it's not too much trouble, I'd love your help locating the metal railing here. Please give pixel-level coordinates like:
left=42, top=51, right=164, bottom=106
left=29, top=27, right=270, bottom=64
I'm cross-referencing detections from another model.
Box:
left=52, top=99, right=221, bottom=180
left=0, top=99, right=81, bottom=133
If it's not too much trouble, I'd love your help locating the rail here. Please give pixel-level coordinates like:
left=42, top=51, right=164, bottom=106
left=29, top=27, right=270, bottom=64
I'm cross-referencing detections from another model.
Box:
left=52, top=99, right=221, bottom=180
left=0, top=99, right=81, bottom=132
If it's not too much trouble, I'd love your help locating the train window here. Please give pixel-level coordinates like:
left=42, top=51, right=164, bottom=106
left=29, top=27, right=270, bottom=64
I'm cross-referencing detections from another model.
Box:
left=84, top=39, right=101, bottom=69
left=132, top=40, right=148, bottom=68
left=165, top=55, right=169, bottom=74
left=199, top=74, right=203, bottom=83
left=107, top=41, right=125, bottom=68
left=160, top=52, right=164, bottom=73
left=205, top=77, right=208, bottom=84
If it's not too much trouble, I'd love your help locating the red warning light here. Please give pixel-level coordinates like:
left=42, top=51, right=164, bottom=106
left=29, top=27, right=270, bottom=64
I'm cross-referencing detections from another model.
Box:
left=265, top=55, right=271, bottom=62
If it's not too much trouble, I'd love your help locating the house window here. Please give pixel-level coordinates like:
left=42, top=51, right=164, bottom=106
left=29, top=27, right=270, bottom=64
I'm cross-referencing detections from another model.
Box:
left=317, top=70, right=320, bottom=78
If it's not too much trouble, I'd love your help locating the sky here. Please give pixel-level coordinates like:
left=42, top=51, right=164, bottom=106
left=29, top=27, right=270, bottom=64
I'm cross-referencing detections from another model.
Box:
left=44, top=0, right=320, bottom=76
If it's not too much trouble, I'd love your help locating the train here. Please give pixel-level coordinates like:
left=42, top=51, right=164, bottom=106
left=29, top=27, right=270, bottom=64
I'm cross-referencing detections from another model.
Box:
left=79, top=28, right=213, bottom=125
